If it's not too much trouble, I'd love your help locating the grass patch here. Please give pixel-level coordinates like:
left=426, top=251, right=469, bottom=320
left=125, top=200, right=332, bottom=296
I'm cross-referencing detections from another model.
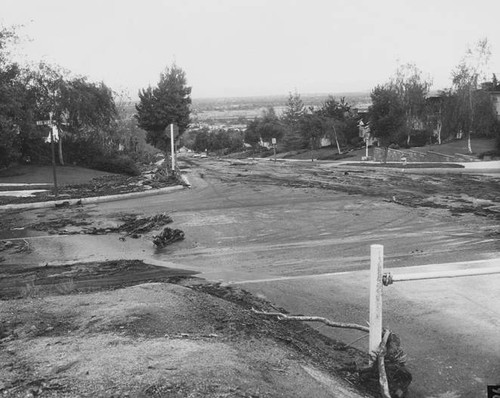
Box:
left=0, top=167, right=26, bottom=178
left=91, top=155, right=140, bottom=176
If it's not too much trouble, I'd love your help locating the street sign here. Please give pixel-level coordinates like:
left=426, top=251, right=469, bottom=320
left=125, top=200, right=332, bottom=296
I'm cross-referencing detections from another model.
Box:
left=36, top=120, right=52, bottom=126
left=272, top=138, right=277, bottom=145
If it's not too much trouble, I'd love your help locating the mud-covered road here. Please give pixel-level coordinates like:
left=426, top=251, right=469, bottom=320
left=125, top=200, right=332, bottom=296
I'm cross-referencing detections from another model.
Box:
left=1, top=157, right=499, bottom=397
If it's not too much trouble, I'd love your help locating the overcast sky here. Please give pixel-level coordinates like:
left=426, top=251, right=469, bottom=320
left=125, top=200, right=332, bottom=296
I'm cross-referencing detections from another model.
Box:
left=2, top=0, right=500, bottom=99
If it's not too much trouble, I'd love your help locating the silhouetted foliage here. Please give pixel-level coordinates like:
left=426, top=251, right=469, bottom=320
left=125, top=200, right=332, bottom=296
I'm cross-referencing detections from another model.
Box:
left=135, top=64, right=191, bottom=152
left=244, top=107, right=285, bottom=148
left=369, top=85, right=406, bottom=148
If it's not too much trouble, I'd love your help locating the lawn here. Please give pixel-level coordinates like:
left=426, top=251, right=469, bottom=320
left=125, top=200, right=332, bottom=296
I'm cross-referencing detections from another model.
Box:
left=279, top=138, right=496, bottom=162
left=407, top=138, right=495, bottom=156
left=0, top=165, right=115, bottom=185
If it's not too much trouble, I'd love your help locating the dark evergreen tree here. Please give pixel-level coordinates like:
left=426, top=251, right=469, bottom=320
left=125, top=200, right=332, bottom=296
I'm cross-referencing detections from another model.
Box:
left=281, top=91, right=306, bottom=150
left=135, top=64, right=191, bottom=152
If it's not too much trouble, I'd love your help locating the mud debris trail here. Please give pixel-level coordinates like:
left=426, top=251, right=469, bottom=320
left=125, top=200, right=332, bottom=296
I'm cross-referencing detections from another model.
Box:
left=194, top=159, right=500, bottom=220
left=29, top=212, right=175, bottom=237
left=88, top=213, right=174, bottom=237
left=0, top=240, right=31, bottom=263
left=0, top=212, right=184, bottom=261
left=0, top=259, right=197, bottom=300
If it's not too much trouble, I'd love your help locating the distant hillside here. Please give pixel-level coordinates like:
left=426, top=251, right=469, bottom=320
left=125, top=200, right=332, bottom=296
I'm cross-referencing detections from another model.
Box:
left=119, top=92, right=372, bottom=126
left=191, top=92, right=371, bottom=124
left=192, top=92, right=371, bottom=112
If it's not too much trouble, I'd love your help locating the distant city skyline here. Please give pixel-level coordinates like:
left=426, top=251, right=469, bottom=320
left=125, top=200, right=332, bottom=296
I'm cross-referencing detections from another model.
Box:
left=2, top=0, right=500, bottom=99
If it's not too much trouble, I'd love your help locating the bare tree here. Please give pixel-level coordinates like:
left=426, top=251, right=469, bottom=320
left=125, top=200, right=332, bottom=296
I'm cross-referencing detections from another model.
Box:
left=391, top=63, right=432, bottom=146
left=452, top=38, right=491, bottom=153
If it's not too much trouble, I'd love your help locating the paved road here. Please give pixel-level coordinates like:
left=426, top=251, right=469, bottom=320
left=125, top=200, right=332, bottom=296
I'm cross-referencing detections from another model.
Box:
left=10, top=161, right=500, bottom=397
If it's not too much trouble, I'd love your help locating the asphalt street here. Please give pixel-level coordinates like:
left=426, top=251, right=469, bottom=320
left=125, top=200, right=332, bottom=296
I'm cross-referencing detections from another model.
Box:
left=6, top=162, right=500, bottom=398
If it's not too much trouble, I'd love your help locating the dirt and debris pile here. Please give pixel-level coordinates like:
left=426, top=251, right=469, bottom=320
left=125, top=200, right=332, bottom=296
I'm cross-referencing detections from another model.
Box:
left=29, top=212, right=175, bottom=239
left=0, top=240, right=31, bottom=262
left=119, top=213, right=173, bottom=235
left=87, top=213, right=174, bottom=237
left=359, top=332, right=412, bottom=397
left=0, top=271, right=371, bottom=398
left=152, top=227, right=185, bottom=247
left=31, top=217, right=91, bottom=233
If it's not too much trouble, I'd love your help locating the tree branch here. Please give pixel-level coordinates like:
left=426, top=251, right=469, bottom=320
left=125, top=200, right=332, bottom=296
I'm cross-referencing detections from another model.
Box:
left=251, top=308, right=369, bottom=333
left=377, top=329, right=392, bottom=398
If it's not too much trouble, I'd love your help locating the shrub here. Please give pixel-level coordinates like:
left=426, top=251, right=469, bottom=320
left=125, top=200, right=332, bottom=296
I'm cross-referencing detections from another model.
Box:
left=350, top=137, right=364, bottom=147
left=91, top=155, right=140, bottom=176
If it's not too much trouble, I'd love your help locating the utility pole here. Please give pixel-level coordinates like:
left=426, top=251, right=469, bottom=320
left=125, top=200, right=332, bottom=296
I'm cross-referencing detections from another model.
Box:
left=37, top=112, right=58, bottom=198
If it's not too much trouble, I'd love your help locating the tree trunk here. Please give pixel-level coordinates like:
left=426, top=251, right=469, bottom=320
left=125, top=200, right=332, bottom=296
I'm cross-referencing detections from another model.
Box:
left=468, top=86, right=474, bottom=154
left=332, top=124, right=342, bottom=154
left=335, top=135, right=342, bottom=155
left=310, top=137, right=314, bottom=162
left=406, top=110, right=412, bottom=147
left=437, top=121, right=442, bottom=145
left=58, top=136, right=65, bottom=166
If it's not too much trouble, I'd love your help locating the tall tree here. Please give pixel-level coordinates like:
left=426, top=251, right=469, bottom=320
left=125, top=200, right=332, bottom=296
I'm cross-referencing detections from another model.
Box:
left=244, top=118, right=261, bottom=147
left=281, top=91, right=306, bottom=150
left=0, top=25, right=24, bottom=167
left=391, top=63, right=432, bottom=146
left=244, top=107, right=285, bottom=148
left=135, top=64, right=191, bottom=152
left=369, top=84, right=406, bottom=161
left=317, top=96, right=350, bottom=120
left=316, top=96, right=355, bottom=154
left=299, top=111, right=324, bottom=160
left=452, top=38, right=491, bottom=153
left=26, top=62, right=117, bottom=165
left=256, top=107, right=285, bottom=143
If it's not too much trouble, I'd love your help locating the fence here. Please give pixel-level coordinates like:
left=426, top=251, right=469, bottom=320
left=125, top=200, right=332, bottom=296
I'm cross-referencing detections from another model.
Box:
left=369, top=244, right=500, bottom=356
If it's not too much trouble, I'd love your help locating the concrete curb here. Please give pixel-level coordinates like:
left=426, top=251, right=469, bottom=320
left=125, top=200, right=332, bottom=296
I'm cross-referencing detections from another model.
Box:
left=0, top=184, right=187, bottom=212
left=179, top=174, right=191, bottom=187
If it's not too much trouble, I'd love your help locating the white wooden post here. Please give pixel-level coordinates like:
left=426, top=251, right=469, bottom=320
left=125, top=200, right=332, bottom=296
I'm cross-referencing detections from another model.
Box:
left=170, top=123, right=176, bottom=171
left=369, top=244, right=384, bottom=361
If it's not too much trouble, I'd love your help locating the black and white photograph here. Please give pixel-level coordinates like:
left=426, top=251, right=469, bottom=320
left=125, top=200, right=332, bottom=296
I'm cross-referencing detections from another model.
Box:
left=1, top=1, right=499, bottom=397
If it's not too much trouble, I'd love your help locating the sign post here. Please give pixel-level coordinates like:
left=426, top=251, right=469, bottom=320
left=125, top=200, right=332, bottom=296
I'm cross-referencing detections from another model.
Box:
left=168, top=123, right=180, bottom=171
left=170, top=123, right=176, bottom=170
left=36, top=112, right=58, bottom=198
left=272, top=138, right=277, bottom=162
